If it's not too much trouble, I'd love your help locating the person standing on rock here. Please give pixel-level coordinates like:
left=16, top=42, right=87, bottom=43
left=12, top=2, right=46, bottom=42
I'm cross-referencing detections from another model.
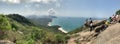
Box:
left=89, top=18, right=93, bottom=31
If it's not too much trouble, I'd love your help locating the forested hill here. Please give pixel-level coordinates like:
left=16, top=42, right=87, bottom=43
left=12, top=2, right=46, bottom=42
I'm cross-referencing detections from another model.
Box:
left=0, top=14, right=69, bottom=44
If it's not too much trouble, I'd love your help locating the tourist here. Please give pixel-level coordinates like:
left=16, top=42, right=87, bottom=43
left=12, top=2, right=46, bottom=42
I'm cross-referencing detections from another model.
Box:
left=101, top=20, right=109, bottom=31
left=113, top=15, right=116, bottom=23
left=108, top=17, right=112, bottom=23
left=105, top=20, right=109, bottom=28
left=115, top=14, right=119, bottom=23
left=89, top=18, right=93, bottom=31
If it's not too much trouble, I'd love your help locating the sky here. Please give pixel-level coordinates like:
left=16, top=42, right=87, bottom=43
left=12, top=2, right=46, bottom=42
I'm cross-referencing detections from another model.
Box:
left=0, top=0, right=120, bottom=18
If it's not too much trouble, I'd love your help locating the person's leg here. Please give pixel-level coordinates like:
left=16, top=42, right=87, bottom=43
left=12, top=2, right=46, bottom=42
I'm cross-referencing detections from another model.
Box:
left=90, top=26, right=93, bottom=31
left=105, top=24, right=108, bottom=30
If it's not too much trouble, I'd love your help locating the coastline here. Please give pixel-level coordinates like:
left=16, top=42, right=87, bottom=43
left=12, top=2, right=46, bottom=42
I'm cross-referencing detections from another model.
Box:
left=58, top=27, right=68, bottom=33
left=47, top=22, right=68, bottom=33
left=48, top=22, right=52, bottom=26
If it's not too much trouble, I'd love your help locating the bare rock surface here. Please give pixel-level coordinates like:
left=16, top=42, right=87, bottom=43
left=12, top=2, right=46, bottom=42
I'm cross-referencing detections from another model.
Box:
left=92, top=23, right=120, bottom=44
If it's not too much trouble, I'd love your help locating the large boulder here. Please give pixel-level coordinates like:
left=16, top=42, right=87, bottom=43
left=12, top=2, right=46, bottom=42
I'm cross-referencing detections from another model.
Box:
left=92, top=23, right=120, bottom=44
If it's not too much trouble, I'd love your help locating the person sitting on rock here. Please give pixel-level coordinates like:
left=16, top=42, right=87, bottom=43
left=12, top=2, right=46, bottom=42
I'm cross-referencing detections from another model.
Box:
left=108, top=17, right=112, bottom=23
left=112, top=14, right=116, bottom=23
left=105, top=20, right=109, bottom=29
left=115, top=14, right=120, bottom=23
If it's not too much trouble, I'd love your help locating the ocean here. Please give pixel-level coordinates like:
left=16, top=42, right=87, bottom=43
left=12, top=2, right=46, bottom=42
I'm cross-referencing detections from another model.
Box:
left=50, top=17, right=87, bottom=32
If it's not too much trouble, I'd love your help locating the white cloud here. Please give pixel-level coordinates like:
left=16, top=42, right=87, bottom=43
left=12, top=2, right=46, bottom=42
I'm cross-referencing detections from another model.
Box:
left=1, top=0, right=62, bottom=8
left=0, top=0, right=63, bottom=16
left=1, top=0, right=59, bottom=4
left=48, top=8, right=56, bottom=15
left=30, top=0, right=57, bottom=4
left=14, top=9, right=47, bottom=16
left=42, top=0, right=57, bottom=3
left=3, top=0, right=21, bottom=4
left=30, top=0, right=42, bottom=3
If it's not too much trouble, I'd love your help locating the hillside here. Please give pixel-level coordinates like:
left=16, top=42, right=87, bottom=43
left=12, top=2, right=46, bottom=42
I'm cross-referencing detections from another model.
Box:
left=67, top=20, right=120, bottom=44
left=26, top=15, right=53, bottom=26
left=0, top=14, right=69, bottom=44
left=26, top=15, right=64, bottom=34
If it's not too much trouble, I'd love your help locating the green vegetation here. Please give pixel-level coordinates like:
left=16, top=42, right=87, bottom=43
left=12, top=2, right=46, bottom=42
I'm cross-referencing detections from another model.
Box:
left=7, top=14, right=34, bottom=26
left=116, top=10, right=120, bottom=15
left=27, top=16, right=52, bottom=26
left=0, top=14, right=12, bottom=39
left=68, top=26, right=88, bottom=34
left=0, top=14, right=11, bottom=30
left=27, top=16, right=65, bottom=34
left=0, top=14, right=69, bottom=44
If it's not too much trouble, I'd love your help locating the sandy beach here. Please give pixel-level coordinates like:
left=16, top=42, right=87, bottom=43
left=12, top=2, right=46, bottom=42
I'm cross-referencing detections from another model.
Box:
left=48, top=22, right=52, bottom=26
left=58, top=27, right=68, bottom=33
left=48, top=22, right=68, bottom=33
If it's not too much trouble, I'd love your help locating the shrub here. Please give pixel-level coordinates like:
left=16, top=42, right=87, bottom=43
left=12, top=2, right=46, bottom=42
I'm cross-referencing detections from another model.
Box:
left=0, top=15, right=11, bottom=30
left=116, top=10, right=120, bottom=15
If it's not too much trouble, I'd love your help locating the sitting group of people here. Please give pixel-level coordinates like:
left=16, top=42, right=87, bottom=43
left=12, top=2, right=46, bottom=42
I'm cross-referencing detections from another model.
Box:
left=104, top=14, right=120, bottom=28
left=99, top=14, right=120, bottom=32
left=108, top=14, right=120, bottom=23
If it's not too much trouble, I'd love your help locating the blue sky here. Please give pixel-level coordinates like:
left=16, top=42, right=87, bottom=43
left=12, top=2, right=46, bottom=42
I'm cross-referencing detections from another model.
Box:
left=0, top=0, right=120, bottom=18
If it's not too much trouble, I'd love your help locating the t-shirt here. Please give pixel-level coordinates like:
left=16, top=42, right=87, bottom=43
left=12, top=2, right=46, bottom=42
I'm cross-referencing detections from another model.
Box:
left=105, top=21, right=109, bottom=25
left=90, top=23, right=93, bottom=26
left=116, top=15, right=119, bottom=18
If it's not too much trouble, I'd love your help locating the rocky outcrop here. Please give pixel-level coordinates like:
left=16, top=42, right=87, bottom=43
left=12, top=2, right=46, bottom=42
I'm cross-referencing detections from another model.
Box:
left=92, top=23, right=120, bottom=44
left=68, top=20, right=120, bottom=44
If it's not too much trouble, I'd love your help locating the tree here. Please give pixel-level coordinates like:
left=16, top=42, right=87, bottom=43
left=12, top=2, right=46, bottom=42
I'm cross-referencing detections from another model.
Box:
left=116, top=10, right=120, bottom=15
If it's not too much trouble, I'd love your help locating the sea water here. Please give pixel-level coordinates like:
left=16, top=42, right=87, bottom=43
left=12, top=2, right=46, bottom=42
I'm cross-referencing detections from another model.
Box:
left=50, top=17, right=87, bottom=32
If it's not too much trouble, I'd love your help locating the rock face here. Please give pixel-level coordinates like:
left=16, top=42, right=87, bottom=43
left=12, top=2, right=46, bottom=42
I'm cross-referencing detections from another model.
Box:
left=67, top=20, right=105, bottom=44
left=92, top=23, right=120, bottom=44
left=68, top=20, right=120, bottom=44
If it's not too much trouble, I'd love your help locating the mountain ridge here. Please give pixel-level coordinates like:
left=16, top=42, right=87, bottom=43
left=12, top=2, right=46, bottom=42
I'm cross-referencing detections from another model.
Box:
left=0, top=14, right=69, bottom=44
